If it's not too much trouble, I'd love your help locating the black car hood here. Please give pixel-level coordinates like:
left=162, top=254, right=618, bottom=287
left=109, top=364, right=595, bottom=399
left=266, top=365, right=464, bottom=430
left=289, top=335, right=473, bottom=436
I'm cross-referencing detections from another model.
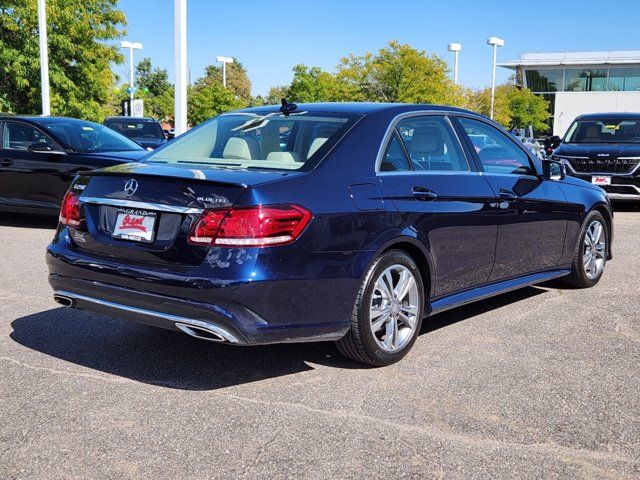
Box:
left=80, top=150, right=149, bottom=162
left=555, top=143, right=640, bottom=158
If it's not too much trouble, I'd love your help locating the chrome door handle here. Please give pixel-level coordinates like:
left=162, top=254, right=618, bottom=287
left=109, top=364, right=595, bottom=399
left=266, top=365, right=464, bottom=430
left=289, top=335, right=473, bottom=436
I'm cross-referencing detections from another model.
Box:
left=0, top=158, right=13, bottom=167
left=412, top=187, right=438, bottom=201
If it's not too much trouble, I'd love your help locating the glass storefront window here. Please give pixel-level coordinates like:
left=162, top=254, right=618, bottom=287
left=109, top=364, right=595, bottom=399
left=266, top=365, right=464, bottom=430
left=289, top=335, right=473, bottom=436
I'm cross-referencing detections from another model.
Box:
left=564, top=68, right=607, bottom=91
left=608, top=68, right=640, bottom=91
left=524, top=69, right=563, bottom=92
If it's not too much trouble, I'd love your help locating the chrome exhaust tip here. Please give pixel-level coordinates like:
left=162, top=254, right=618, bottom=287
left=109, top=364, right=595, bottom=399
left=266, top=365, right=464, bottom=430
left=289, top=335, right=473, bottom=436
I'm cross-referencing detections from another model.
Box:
left=175, top=322, right=230, bottom=343
left=54, top=294, right=75, bottom=307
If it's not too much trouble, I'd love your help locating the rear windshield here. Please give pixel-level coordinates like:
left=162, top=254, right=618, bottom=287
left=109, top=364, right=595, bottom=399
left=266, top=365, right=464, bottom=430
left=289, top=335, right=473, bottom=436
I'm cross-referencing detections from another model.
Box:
left=105, top=119, right=165, bottom=140
left=146, top=111, right=359, bottom=171
left=564, top=119, right=640, bottom=144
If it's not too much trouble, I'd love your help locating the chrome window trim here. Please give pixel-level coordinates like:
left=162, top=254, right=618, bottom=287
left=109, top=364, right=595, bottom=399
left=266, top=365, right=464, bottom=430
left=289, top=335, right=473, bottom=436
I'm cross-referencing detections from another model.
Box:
left=80, top=196, right=203, bottom=214
left=377, top=170, right=484, bottom=177
left=375, top=110, right=472, bottom=175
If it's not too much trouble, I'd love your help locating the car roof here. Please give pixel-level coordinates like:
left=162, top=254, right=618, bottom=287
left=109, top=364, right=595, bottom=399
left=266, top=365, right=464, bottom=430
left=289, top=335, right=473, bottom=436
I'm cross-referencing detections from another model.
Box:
left=104, top=116, right=158, bottom=122
left=576, top=112, right=640, bottom=120
left=0, top=115, right=99, bottom=125
left=236, top=102, right=474, bottom=116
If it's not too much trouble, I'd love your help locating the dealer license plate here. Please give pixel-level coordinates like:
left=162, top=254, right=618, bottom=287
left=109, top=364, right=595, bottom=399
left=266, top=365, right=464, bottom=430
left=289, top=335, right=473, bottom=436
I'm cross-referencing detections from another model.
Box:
left=112, top=208, right=156, bottom=243
left=591, top=175, right=611, bottom=186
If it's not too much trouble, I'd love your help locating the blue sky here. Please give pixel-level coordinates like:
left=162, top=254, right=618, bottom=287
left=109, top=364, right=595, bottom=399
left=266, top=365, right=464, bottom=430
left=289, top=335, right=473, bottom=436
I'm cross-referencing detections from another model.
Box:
left=117, top=0, right=640, bottom=96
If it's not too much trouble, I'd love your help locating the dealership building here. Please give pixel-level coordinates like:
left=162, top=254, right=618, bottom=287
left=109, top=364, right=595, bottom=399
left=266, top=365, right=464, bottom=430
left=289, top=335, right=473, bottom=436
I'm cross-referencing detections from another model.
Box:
left=499, top=50, right=640, bottom=136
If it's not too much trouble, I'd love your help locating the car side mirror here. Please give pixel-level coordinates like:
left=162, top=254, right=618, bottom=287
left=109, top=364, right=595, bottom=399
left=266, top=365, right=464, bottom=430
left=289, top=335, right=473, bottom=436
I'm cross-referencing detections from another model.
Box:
left=28, top=142, right=67, bottom=156
left=542, top=158, right=566, bottom=181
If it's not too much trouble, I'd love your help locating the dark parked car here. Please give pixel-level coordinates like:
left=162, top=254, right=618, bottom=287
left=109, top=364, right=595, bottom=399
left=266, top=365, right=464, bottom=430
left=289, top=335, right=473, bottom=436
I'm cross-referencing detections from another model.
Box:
left=104, top=116, right=167, bottom=150
left=0, top=116, right=148, bottom=215
left=47, top=103, right=613, bottom=366
left=550, top=112, right=640, bottom=201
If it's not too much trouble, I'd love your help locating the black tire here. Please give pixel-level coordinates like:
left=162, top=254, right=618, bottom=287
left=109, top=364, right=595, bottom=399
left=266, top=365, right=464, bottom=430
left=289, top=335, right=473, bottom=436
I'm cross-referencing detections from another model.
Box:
left=336, top=250, right=425, bottom=366
left=559, top=210, right=608, bottom=289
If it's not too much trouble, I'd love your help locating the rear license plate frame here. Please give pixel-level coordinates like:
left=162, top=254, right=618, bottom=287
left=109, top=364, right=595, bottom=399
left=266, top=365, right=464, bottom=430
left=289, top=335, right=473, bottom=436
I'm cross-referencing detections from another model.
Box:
left=112, top=208, right=157, bottom=243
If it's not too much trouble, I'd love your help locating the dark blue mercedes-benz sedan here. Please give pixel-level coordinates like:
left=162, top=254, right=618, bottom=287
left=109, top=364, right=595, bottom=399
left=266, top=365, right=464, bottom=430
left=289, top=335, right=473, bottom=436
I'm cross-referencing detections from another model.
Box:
left=46, top=102, right=613, bottom=366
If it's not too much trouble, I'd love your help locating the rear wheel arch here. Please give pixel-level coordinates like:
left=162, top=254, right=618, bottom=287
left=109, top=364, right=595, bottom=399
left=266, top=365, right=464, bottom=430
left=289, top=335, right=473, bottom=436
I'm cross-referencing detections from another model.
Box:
left=591, top=203, right=613, bottom=259
left=377, top=237, right=433, bottom=300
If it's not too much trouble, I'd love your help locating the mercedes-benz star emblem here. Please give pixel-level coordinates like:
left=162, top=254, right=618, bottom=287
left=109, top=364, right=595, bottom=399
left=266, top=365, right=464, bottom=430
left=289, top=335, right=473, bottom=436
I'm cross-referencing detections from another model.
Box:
left=124, top=179, right=138, bottom=197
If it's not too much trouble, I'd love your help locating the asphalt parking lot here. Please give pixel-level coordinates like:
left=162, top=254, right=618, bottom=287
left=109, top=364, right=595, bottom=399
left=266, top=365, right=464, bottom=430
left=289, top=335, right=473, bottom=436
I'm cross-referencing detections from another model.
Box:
left=1, top=206, right=639, bottom=479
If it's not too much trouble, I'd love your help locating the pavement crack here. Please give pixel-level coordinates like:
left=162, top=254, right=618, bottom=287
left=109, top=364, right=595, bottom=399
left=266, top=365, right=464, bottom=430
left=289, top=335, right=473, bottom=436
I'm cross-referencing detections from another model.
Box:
left=223, top=393, right=637, bottom=468
left=240, top=425, right=282, bottom=477
left=0, top=356, right=133, bottom=385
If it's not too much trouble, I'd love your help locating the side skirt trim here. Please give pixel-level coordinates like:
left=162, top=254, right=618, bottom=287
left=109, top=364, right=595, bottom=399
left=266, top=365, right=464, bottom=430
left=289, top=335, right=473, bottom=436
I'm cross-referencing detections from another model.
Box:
left=429, top=269, right=570, bottom=315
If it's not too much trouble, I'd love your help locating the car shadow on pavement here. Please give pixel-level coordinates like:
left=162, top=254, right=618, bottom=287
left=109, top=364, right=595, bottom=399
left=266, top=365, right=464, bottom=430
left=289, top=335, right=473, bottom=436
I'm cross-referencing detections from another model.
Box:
left=0, top=212, right=58, bottom=229
left=10, top=286, right=548, bottom=390
left=422, top=286, right=546, bottom=334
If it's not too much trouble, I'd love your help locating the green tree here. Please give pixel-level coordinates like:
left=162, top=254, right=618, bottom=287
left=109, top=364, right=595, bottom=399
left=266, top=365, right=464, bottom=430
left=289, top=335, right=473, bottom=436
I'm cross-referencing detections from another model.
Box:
left=197, top=60, right=252, bottom=101
left=503, top=87, right=550, bottom=131
left=336, top=41, right=462, bottom=104
left=136, top=57, right=171, bottom=97
left=466, top=85, right=549, bottom=131
left=265, top=85, right=290, bottom=105
left=187, top=83, right=245, bottom=126
left=287, top=64, right=357, bottom=102
left=0, top=0, right=126, bottom=121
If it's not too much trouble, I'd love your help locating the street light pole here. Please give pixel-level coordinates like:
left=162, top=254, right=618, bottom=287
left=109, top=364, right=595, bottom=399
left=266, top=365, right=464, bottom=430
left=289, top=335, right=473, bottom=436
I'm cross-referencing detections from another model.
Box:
left=487, top=37, right=504, bottom=120
left=120, top=41, right=143, bottom=116
left=174, top=0, right=188, bottom=135
left=37, top=0, right=50, bottom=116
left=216, top=56, right=234, bottom=88
left=447, top=43, right=461, bottom=85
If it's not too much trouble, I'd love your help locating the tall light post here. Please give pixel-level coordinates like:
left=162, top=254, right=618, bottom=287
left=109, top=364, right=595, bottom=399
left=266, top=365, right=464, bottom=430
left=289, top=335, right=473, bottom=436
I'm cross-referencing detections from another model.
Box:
left=37, top=0, right=50, bottom=116
left=174, top=0, right=188, bottom=135
left=216, top=56, right=234, bottom=88
left=487, top=36, right=504, bottom=120
left=120, top=41, right=143, bottom=116
left=447, top=43, right=461, bottom=85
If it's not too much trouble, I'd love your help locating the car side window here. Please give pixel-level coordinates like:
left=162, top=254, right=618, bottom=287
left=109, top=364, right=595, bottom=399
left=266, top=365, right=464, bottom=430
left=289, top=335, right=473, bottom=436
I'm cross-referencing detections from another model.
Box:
left=458, top=117, right=535, bottom=176
left=380, top=133, right=411, bottom=172
left=2, top=121, right=57, bottom=152
left=396, top=116, right=469, bottom=172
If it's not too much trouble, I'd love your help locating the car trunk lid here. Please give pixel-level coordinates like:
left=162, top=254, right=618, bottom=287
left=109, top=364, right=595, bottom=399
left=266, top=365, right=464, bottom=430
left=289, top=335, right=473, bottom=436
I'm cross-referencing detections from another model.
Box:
left=68, top=162, right=300, bottom=265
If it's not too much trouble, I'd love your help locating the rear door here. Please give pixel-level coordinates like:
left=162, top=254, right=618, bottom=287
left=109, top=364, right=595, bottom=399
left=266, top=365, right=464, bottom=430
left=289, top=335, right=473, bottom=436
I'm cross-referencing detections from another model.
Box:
left=0, top=120, right=69, bottom=212
left=377, top=114, right=498, bottom=298
left=453, top=116, right=568, bottom=280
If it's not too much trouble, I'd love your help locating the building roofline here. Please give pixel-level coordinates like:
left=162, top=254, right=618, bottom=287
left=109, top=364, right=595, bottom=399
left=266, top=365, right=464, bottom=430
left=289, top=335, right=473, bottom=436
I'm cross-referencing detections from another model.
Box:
left=499, top=50, right=640, bottom=69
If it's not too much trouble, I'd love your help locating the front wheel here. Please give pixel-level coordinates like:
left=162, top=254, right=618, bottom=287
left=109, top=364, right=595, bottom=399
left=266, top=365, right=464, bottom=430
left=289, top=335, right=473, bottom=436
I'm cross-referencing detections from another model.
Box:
left=336, top=250, right=425, bottom=366
left=560, top=210, right=608, bottom=288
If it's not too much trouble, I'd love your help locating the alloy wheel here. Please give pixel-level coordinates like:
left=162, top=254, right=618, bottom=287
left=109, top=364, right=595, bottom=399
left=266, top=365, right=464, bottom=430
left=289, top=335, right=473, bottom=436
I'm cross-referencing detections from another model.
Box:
left=583, top=220, right=606, bottom=280
left=369, top=264, right=420, bottom=352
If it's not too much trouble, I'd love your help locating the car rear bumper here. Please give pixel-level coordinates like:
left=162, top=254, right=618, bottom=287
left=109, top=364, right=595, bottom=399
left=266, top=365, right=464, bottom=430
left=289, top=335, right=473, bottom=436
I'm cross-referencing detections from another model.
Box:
left=46, top=230, right=364, bottom=345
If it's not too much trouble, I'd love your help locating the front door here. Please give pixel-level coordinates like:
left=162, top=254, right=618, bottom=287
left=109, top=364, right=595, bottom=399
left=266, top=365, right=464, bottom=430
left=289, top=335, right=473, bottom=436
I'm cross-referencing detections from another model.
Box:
left=378, top=114, right=498, bottom=298
left=0, top=120, right=70, bottom=212
left=454, top=116, right=568, bottom=281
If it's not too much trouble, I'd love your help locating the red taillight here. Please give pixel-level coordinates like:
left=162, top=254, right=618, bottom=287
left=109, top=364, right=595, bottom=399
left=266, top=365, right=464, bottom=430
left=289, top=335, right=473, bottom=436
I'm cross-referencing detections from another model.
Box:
left=188, top=204, right=312, bottom=247
left=59, top=191, right=82, bottom=227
